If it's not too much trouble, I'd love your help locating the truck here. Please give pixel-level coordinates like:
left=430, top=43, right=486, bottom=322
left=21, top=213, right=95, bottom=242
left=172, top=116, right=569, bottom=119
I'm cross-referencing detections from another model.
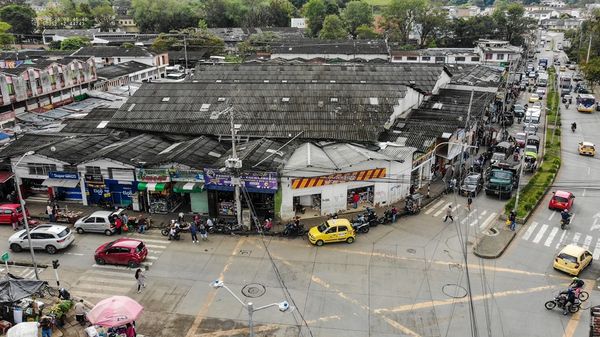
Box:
left=560, top=76, right=571, bottom=96
left=538, top=58, right=548, bottom=70
left=484, top=161, right=521, bottom=199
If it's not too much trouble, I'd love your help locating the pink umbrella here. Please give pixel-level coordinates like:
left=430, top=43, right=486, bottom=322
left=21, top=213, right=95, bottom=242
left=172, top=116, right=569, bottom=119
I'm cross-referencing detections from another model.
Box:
left=87, top=296, right=143, bottom=327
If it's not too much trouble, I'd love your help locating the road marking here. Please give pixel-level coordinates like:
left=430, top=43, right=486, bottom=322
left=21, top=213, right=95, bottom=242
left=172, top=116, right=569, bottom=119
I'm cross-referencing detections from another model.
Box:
left=522, top=222, right=539, bottom=240
left=562, top=281, right=595, bottom=337
left=549, top=212, right=556, bottom=221
left=433, top=202, right=453, bottom=217
left=73, top=283, right=129, bottom=293
left=588, top=167, right=591, bottom=176
left=479, top=210, right=488, bottom=218
left=137, top=238, right=168, bottom=244
left=79, top=276, right=135, bottom=285
left=583, top=235, right=593, bottom=250
left=147, top=250, right=164, bottom=254
left=583, top=189, right=587, bottom=197
left=92, top=264, right=130, bottom=271
left=571, top=214, right=576, bottom=223
left=593, top=240, right=600, bottom=260
left=64, top=252, right=85, bottom=256
left=532, top=224, right=548, bottom=244
left=479, top=212, right=497, bottom=230
left=556, top=230, right=568, bottom=249
left=21, top=269, right=34, bottom=279
left=144, top=244, right=167, bottom=249
left=545, top=227, right=559, bottom=247
left=425, top=200, right=446, bottom=214
left=469, top=219, right=478, bottom=227
left=571, top=232, right=581, bottom=244
left=146, top=256, right=159, bottom=260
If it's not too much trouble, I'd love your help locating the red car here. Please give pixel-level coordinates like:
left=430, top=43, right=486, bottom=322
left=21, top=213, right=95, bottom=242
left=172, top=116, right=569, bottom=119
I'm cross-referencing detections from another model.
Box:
left=94, top=238, right=148, bottom=268
left=0, top=204, right=37, bottom=226
left=549, top=190, right=575, bottom=211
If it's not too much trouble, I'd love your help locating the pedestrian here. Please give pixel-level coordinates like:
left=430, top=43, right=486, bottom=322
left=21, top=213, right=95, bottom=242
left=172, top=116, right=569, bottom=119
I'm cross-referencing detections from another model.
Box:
left=115, top=216, right=123, bottom=235
left=206, top=217, right=214, bottom=232
left=509, top=211, right=517, bottom=231
left=443, top=205, right=454, bottom=222
left=11, top=211, right=19, bottom=231
left=199, top=222, right=208, bottom=241
left=467, top=196, right=473, bottom=211
left=137, top=215, right=146, bottom=234
left=122, top=212, right=129, bottom=228
left=264, top=218, right=273, bottom=232
left=391, top=206, right=398, bottom=223
left=74, top=299, right=85, bottom=325
left=178, top=212, right=185, bottom=224
left=409, top=185, right=416, bottom=195
left=352, top=192, right=360, bottom=209
left=40, top=315, right=53, bottom=337
left=135, top=268, right=145, bottom=293
left=193, top=213, right=200, bottom=224
left=190, top=220, right=198, bottom=243
left=52, top=203, right=59, bottom=221
left=125, top=323, right=136, bottom=337
left=46, top=201, right=54, bottom=222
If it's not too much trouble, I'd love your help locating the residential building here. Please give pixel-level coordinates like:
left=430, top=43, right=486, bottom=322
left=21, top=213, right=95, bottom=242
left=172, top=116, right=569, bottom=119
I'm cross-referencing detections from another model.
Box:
left=475, top=39, right=521, bottom=66
left=391, top=48, right=480, bottom=64
left=540, top=18, right=583, bottom=31
left=93, top=61, right=167, bottom=91
left=0, top=57, right=97, bottom=128
left=524, top=9, right=559, bottom=23
left=117, top=16, right=139, bottom=33
left=70, top=46, right=169, bottom=69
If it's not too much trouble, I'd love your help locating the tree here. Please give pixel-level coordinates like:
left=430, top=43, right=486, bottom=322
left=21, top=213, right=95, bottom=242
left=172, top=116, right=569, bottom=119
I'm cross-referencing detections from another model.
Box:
left=131, top=0, right=203, bottom=32
left=0, top=4, right=36, bottom=35
left=0, top=21, right=14, bottom=48
left=303, top=0, right=327, bottom=36
left=319, top=14, right=346, bottom=39
left=91, top=3, right=116, bottom=32
left=267, top=0, right=295, bottom=27
left=60, top=36, right=90, bottom=50
left=150, top=33, right=179, bottom=52
left=581, top=57, right=600, bottom=88
left=416, top=6, right=448, bottom=48
left=383, top=0, right=428, bottom=44
left=355, top=24, right=379, bottom=39
left=492, top=2, right=533, bottom=46
left=341, top=0, right=372, bottom=37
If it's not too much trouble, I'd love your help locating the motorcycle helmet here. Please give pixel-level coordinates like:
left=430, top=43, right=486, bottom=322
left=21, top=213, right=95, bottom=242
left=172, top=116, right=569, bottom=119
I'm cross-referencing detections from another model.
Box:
left=572, top=277, right=579, bottom=281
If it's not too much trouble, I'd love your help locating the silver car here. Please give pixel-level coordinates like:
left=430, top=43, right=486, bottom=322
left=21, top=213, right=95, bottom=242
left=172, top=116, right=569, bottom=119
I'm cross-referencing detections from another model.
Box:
left=9, top=224, right=74, bottom=254
left=74, top=209, right=123, bottom=236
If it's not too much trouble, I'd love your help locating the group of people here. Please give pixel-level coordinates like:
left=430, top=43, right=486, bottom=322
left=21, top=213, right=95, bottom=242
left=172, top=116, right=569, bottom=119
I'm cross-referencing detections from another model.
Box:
left=168, top=213, right=209, bottom=243
left=112, top=212, right=149, bottom=234
left=46, top=201, right=60, bottom=224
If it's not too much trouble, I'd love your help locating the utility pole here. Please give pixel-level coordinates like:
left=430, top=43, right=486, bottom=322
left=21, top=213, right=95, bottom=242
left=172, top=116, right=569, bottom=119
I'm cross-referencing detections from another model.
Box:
left=551, top=70, right=560, bottom=143
left=184, top=35, right=189, bottom=72
left=586, top=33, right=592, bottom=64
left=224, top=107, right=243, bottom=228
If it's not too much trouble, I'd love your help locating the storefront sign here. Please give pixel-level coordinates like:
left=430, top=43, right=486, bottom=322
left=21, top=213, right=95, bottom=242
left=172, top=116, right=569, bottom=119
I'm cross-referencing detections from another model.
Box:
left=48, top=171, right=79, bottom=180
left=171, top=170, right=205, bottom=182
left=85, top=173, right=104, bottom=184
left=136, top=169, right=171, bottom=182
left=291, top=168, right=386, bottom=189
left=204, top=169, right=278, bottom=191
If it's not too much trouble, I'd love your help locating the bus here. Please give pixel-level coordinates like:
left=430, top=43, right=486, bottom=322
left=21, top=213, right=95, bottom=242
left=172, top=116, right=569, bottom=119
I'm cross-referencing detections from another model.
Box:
left=577, top=94, right=596, bottom=113
left=538, top=72, right=549, bottom=87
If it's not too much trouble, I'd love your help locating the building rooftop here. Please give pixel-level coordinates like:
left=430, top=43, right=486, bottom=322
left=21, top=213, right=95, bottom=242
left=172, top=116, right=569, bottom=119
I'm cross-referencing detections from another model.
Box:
left=213, top=138, right=291, bottom=171
left=43, top=28, right=100, bottom=39
left=446, top=64, right=503, bottom=88
left=71, top=46, right=156, bottom=58
left=147, top=136, right=228, bottom=169
left=96, top=61, right=153, bottom=79
left=82, top=133, right=172, bottom=166
left=271, top=39, right=388, bottom=56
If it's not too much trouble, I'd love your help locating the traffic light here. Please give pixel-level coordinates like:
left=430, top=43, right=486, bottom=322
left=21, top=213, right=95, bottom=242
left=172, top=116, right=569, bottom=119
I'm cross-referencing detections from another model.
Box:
left=52, top=259, right=60, bottom=269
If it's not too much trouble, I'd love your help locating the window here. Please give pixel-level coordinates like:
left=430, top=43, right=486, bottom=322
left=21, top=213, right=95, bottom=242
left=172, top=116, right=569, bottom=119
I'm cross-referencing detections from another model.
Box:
left=27, top=163, right=56, bottom=175
left=435, top=56, right=445, bottom=62
left=421, top=56, right=431, bottom=61
left=497, top=53, right=505, bottom=60
left=36, top=78, right=42, bottom=88
left=471, top=56, right=480, bottom=62
left=7, top=83, right=14, bottom=95
left=485, top=53, right=493, bottom=60
left=26, top=80, right=32, bottom=92
left=455, top=57, right=466, bottom=62
left=63, top=165, right=78, bottom=173
left=407, top=56, right=418, bottom=61
left=85, top=166, right=101, bottom=175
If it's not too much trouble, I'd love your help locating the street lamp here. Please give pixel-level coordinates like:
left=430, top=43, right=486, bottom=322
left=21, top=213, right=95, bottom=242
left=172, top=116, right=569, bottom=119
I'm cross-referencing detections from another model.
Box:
left=210, top=279, right=291, bottom=337
left=13, top=150, right=39, bottom=280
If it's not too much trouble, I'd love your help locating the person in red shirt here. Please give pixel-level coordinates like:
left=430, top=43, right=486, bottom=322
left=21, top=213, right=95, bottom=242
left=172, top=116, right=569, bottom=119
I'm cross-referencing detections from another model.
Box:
left=115, top=216, right=123, bottom=235
left=352, top=193, right=360, bottom=209
left=10, top=212, right=19, bottom=231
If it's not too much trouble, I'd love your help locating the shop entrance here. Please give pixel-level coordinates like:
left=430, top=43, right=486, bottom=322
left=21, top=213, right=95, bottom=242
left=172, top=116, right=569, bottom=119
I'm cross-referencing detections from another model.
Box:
left=347, top=186, right=374, bottom=210
left=293, top=194, right=321, bottom=218
left=207, top=190, right=274, bottom=220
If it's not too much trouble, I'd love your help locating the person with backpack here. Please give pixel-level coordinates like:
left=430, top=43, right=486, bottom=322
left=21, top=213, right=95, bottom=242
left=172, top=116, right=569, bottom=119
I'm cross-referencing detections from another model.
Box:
left=40, top=315, right=53, bottom=337
left=199, top=222, right=208, bottom=241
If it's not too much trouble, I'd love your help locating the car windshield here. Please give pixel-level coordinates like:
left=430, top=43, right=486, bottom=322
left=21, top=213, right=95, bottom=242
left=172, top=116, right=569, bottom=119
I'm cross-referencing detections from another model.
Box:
left=553, top=196, right=569, bottom=203
left=558, top=253, right=577, bottom=263
left=136, top=242, right=145, bottom=253
left=516, top=134, right=526, bottom=141
left=105, top=240, right=116, bottom=249
left=465, top=176, right=478, bottom=184
left=317, top=223, right=329, bottom=233
left=57, top=228, right=70, bottom=238
left=493, top=171, right=512, bottom=180
left=492, top=153, right=505, bottom=160
left=514, top=104, right=523, bottom=110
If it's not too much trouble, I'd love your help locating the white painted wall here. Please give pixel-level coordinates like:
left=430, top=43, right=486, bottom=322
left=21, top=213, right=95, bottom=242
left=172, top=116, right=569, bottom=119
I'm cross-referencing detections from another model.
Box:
left=11, top=154, right=68, bottom=180
left=77, top=158, right=135, bottom=179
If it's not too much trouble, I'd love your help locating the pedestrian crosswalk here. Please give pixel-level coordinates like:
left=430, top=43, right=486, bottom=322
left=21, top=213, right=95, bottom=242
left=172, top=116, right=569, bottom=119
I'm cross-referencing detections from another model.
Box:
left=0, top=265, right=45, bottom=279
left=423, top=199, right=498, bottom=230
left=71, top=232, right=170, bottom=303
left=521, top=221, right=600, bottom=259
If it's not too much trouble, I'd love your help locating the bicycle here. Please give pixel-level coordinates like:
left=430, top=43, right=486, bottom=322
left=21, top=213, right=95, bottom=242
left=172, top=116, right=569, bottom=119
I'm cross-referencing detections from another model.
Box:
left=38, top=283, right=59, bottom=298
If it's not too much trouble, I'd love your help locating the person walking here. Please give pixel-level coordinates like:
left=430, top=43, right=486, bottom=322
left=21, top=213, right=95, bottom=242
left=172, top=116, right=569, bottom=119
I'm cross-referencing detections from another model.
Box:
left=467, top=196, right=473, bottom=211
left=40, top=315, right=53, bottom=337
left=11, top=211, right=19, bottom=231
left=135, top=268, right=146, bottom=293
left=52, top=203, right=59, bottom=222
left=137, top=215, right=146, bottom=234
left=199, top=222, right=208, bottom=241
left=46, top=202, right=54, bottom=222
left=509, top=211, right=517, bottom=231
left=443, top=205, right=454, bottom=222
left=190, top=220, right=198, bottom=243
left=74, top=299, right=85, bottom=325
left=115, top=216, right=123, bottom=235
left=391, top=206, right=398, bottom=223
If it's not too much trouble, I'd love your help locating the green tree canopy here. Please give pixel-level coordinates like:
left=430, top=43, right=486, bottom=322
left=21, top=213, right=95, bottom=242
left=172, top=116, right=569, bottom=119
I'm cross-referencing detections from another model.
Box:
left=319, top=14, right=346, bottom=39
left=383, top=0, right=428, bottom=44
left=60, top=36, right=91, bottom=50
left=492, top=2, right=533, bottom=46
left=0, top=21, right=14, bottom=49
left=341, top=0, right=373, bottom=37
left=355, top=24, right=379, bottom=39
left=0, top=4, right=36, bottom=35
left=303, top=0, right=327, bottom=36
left=416, top=6, right=448, bottom=48
left=582, top=57, right=600, bottom=88
left=131, top=0, right=203, bottom=33
left=91, top=2, right=116, bottom=32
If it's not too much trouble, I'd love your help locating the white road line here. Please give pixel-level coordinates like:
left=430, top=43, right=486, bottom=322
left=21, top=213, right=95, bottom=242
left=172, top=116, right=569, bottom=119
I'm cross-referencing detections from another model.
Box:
left=147, top=250, right=164, bottom=254
left=146, top=256, right=159, bottom=260
left=556, top=230, right=568, bottom=249
left=583, top=189, right=587, bottom=197
left=141, top=261, right=153, bottom=267
left=479, top=210, right=488, bottom=218
left=571, top=214, right=576, bottom=223
left=64, top=252, right=85, bottom=256
left=136, top=238, right=168, bottom=244
left=588, top=167, right=591, bottom=175
left=583, top=235, right=593, bottom=250
left=469, top=219, right=478, bottom=227
left=572, top=232, right=581, bottom=244
left=544, top=227, right=559, bottom=247
left=72, top=283, right=130, bottom=293
left=79, top=276, right=135, bottom=285
left=549, top=212, right=556, bottom=221
left=144, top=244, right=167, bottom=249
left=479, top=213, right=497, bottom=230
left=522, top=222, right=539, bottom=240
left=425, top=200, right=446, bottom=214
left=21, top=270, right=34, bottom=279
left=71, top=290, right=119, bottom=299
left=92, top=264, right=130, bottom=271
left=461, top=210, right=477, bottom=224
left=434, top=202, right=453, bottom=217
left=532, top=224, right=549, bottom=244
left=593, top=240, right=600, bottom=260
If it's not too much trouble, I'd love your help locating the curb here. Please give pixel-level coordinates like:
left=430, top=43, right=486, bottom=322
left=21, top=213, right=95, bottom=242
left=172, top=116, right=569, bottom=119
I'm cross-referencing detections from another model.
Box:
left=4, top=260, right=49, bottom=268
left=473, top=230, right=517, bottom=259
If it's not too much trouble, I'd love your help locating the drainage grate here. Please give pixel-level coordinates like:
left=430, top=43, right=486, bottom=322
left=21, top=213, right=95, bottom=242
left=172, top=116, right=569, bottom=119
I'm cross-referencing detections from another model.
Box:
left=406, top=248, right=416, bottom=254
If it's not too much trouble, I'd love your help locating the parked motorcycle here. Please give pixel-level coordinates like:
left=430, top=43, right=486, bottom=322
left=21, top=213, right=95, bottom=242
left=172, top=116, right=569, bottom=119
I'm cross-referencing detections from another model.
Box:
left=545, top=294, right=580, bottom=314
left=351, top=214, right=370, bottom=233
left=364, top=207, right=379, bottom=227
left=378, top=209, right=394, bottom=225
left=161, top=222, right=191, bottom=236
left=207, top=219, right=242, bottom=234
left=282, top=223, right=306, bottom=237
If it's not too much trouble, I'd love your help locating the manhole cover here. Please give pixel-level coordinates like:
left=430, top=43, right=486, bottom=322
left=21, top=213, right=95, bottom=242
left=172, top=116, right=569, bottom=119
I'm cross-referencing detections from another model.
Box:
left=406, top=248, right=416, bottom=254
left=242, top=283, right=266, bottom=298
left=239, top=250, right=252, bottom=256
left=442, top=284, right=468, bottom=299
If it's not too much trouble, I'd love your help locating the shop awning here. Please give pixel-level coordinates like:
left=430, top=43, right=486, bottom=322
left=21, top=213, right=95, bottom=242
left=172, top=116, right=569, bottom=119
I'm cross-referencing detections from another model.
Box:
left=0, top=171, right=14, bottom=184
left=42, top=178, right=79, bottom=188
left=137, top=182, right=166, bottom=192
left=173, top=182, right=204, bottom=193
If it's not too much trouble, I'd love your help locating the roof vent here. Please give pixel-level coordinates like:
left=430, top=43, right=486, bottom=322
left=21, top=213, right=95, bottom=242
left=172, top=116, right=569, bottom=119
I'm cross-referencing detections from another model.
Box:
left=360, top=80, right=366, bottom=83
left=200, top=103, right=211, bottom=112
left=311, top=80, right=317, bottom=83
left=433, top=102, right=443, bottom=110
left=282, top=97, right=290, bottom=102
left=282, top=80, right=288, bottom=83
left=162, top=97, right=170, bottom=102
left=218, top=97, right=226, bottom=102
left=409, top=80, right=416, bottom=86
left=127, top=103, right=135, bottom=111
left=330, top=97, right=338, bottom=102
left=318, top=101, right=324, bottom=107
left=216, top=80, right=222, bottom=83
left=369, top=97, right=379, bottom=105
left=330, top=80, right=336, bottom=83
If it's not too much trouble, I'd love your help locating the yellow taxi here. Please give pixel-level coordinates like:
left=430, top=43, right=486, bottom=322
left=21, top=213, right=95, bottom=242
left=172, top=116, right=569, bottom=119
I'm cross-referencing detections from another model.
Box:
left=578, top=141, right=596, bottom=156
left=529, top=93, right=540, bottom=103
left=308, top=219, right=355, bottom=246
left=553, top=244, right=592, bottom=276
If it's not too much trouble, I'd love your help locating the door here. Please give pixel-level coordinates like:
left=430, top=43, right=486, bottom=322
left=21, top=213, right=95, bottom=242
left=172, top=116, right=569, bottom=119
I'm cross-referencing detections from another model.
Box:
left=83, top=217, right=97, bottom=232
left=581, top=251, right=592, bottom=269
left=336, top=226, right=348, bottom=242
left=38, top=233, right=54, bottom=250
left=28, top=232, right=43, bottom=249
left=0, top=208, right=10, bottom=224
left=97, top=216, right=111, bottom=232
left=112, top=247, right=131, bottom=265
left=324, top=226, right=337, bottom=242
left=103, top=247, right=121, bottom=264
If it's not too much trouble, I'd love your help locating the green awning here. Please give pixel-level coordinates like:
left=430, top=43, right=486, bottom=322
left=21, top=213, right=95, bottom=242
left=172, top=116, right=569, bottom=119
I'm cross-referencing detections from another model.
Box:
left=173, top=182, right=204, bottom=193
left=137, top=182, right=166, bottom=191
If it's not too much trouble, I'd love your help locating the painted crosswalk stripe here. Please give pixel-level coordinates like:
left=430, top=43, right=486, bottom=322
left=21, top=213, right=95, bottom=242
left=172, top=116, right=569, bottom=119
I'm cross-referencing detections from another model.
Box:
left=544, top=227, right=559, bottom=247
left=469, top=219, right=478, bottom=227
left=146, top=256, right=159, bottom=260
left=593, top=240, right=600, bottom=260
left=479, top=212, right=497, bottom=230
left=144, top=244, right=167, bottom=249
left=461, top=210, right=477, bottom=224
left=434, top=202, right=453, bottom=217
left=556, top=230, right=568, bottom=249
left=549, top=211, right=556, bottom=221
left=425, top=200, right=446, bottom=214
left=147, top=250, right=164, bottom=254
left=478, top=210, right=488, bottom=219
left=572, top=232, right=581, bottom=245
left=522, top=222, right=539, bottom=241
left=80, top=276, right=134, bottom=285
left=532, top=224, right=548, bottom=244
left=136, top=238, right=168, bottom=244
left=583, top=235, right=593, bottom=250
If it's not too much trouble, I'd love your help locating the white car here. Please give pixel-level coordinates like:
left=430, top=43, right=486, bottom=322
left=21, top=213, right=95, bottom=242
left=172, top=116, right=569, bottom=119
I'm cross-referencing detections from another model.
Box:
left=9, top=224, right=74, bottom=254
left=536, top=88, right=546, bottom=97
left=74, top=209, right=123, bottom=235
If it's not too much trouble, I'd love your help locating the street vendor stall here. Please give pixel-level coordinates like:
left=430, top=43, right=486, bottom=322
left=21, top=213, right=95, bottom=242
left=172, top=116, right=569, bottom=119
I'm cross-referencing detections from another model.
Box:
left=56, top=207, right=83, bottom=224
left=85, top=296, right=142, bottom=337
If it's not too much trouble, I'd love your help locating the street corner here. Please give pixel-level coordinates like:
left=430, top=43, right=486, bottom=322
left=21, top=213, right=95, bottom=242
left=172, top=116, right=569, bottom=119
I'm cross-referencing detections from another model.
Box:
left=473, top=221, right=517, bottom=259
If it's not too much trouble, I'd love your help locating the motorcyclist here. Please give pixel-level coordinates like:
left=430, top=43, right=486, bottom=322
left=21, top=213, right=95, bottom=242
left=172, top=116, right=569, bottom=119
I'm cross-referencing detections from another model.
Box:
left=559, top=287, right=576, bottom=315
left=570, top=277, right=585, bottom=297
left=571, top=122, right=577, bottom=132
left=168, top=226, right=178, bottom=240
left=561, top=209, right=571, bottom=223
